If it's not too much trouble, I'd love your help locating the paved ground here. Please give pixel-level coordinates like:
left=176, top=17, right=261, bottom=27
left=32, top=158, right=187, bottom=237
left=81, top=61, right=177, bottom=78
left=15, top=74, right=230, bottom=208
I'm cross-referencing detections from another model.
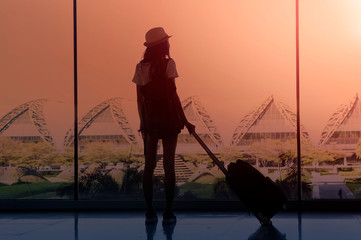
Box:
left=311, top=172, right=355, bottom=199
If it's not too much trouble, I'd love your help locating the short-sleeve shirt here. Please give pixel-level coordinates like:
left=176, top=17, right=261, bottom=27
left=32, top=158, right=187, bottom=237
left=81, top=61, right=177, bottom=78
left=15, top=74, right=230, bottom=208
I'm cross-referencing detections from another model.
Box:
left=132, top=58, right=178, bottom=86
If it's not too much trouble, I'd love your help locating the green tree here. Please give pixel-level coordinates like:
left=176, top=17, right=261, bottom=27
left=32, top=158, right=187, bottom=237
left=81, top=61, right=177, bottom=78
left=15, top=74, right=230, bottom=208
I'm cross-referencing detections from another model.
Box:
left=79, top=142, right=144, bottom=170
left=120, top=167, right=143, bottom=195
left=57, top=164, right=121, bottom=199
left=80, top=143, right=122, bottom=165
left=247, top=139, right=284, bottom=167
left=0, top=137, right=22, bottom=166
left=53, top=146, right=74, bottom=167
left=301, top=140, right=335, bottom=166
left=219, top=146, right=248, bottom=164
left=248, top=138, right=336, bottom=167
left=278, top=139, right=297, bottom=166
left=19, top=142, right=58, bottom=168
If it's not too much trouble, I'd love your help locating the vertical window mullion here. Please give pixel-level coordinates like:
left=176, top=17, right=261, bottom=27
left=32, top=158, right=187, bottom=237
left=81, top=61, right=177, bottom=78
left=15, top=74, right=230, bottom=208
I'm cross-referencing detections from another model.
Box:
left=295, top=0, right=302, bottom=205
left=73, top=0, right=79, bottom=201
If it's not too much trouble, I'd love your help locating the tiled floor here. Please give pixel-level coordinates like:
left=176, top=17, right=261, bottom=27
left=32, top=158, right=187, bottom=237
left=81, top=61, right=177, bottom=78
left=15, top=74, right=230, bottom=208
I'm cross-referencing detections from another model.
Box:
left=0, top=211, right=360, bottom=240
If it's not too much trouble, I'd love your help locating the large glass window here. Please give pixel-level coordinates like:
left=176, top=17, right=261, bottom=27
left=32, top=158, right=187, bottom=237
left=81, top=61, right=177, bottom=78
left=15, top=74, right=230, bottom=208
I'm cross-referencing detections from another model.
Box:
left=4, top=0, right=360, bottom=204
left=0, top=1, right=74, bottom=199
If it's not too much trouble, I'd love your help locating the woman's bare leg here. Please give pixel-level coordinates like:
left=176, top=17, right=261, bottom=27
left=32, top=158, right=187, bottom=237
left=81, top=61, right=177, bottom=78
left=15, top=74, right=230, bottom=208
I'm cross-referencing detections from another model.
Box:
left=162, top=135, right=178, bottom=212
left=143, top=134, right=158, bottom=211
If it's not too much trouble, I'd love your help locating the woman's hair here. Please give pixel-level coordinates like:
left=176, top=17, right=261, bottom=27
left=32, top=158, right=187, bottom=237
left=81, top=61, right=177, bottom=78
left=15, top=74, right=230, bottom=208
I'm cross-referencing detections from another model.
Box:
left=142, top=40, right=170, bottom=63
left=141, top=41, right=170, bottom=80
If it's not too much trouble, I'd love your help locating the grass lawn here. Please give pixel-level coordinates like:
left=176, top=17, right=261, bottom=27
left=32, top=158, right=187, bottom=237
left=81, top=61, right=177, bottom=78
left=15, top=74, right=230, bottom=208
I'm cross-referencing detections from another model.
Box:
left=21, top=192, right=59, bottom=199
left=345, top=178, right=361, bottom=198
left=0, top=182, right=67, bottom=199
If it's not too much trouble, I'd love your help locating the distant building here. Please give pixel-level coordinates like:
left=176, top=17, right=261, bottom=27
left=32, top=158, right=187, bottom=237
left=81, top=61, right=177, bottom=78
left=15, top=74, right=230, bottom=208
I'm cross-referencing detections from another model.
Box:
left=231, top=95, right=309, bottom=151
left=0, top=99, right=55, bottom=144
left=319, top=94, right=361, bottom=155
left=64, top=97, right=138, bottom=148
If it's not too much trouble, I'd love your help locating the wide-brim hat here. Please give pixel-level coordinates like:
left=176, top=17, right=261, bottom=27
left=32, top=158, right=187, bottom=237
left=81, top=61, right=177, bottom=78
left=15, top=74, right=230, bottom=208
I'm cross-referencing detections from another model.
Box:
left=144, top=27, right=171, bottom=47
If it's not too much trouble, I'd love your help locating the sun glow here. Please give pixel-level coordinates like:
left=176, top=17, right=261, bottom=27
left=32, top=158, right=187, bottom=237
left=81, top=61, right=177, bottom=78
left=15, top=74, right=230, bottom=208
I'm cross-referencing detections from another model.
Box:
left=353, top=2, right=361, bottom=39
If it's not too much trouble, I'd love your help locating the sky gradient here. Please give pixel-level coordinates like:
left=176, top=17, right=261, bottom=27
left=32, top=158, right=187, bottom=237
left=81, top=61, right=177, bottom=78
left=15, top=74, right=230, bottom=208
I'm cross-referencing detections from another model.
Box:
left=1, top=0, right=361, bottom=144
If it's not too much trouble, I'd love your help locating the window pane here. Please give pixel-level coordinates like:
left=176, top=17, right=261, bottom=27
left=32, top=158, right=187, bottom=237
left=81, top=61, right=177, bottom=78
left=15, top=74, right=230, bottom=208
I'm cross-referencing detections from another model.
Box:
left=301, top=0, right=361, bottom=199
left=0, top=1, right=74, bottom=199
left=78, top=0, right=297, bottom=201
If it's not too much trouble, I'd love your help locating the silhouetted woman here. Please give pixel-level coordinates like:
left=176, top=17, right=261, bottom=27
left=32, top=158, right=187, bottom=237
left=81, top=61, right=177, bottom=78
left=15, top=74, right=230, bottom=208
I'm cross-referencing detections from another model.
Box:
left=132, top=27, right=195, bottom=225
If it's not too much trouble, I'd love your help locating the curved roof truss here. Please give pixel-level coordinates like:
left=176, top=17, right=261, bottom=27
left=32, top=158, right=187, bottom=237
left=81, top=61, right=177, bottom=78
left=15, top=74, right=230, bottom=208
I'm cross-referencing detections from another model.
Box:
left=276, top=101, right=309, bottom=140
left=64, top=97, right=137, bottom=147
left=182, top=96, right=222, bottom=146
left=0, top=99, right=54, bottom=144
left=319, top=94, right=358, bottom=146
left=231, top=95, right=274, bottom=146
left=231, top=95, right=309, bottom=146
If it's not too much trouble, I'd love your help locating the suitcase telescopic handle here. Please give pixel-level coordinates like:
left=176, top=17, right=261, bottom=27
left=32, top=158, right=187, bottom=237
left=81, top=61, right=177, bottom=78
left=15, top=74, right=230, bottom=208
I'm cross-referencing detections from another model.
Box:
left=191, top=132, right=228, bottom=175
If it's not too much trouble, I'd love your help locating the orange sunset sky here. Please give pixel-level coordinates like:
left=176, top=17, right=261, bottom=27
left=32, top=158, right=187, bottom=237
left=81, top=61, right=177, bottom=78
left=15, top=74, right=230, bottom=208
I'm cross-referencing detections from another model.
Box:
left=1, top=0, right=361, bottom=145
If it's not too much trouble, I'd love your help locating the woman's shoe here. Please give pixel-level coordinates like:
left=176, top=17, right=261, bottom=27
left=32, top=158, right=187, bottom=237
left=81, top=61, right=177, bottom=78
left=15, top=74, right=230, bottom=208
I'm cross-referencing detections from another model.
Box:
left=162, top=210, right=176, bottom=225
left=145, top=209, right=158, bottom=224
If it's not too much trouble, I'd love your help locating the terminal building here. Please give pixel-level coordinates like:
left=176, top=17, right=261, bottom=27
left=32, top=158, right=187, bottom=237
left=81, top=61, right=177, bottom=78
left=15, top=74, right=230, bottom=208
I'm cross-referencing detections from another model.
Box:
left=0, top=99, right=68, bottom=147
left=319, top=94, right=361, bottom=156
left=63, top=97, right=139, bottom=148
left=0, top=99, right=53, bottom=144
left=231, top=95, right=309, bottom=151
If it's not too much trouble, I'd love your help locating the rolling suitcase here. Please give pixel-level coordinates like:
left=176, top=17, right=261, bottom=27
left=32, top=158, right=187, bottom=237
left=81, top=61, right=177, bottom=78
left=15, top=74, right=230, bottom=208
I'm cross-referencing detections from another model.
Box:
left=192, top=132, right=287, bottom=225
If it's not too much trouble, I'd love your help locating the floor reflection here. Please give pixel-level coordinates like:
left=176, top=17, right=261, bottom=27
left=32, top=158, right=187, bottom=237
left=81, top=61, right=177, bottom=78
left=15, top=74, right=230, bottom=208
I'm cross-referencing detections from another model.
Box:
left=163, top=222, right=176, bottom=240
left=146, top=222, right=157, bottom=240
left=145, top=222, right=177, bottom=240
left=75, top=213, right=78, bottom=240
left=248, top=225, right=287, bottom=240
left=3, top=211, right=360, bottom=240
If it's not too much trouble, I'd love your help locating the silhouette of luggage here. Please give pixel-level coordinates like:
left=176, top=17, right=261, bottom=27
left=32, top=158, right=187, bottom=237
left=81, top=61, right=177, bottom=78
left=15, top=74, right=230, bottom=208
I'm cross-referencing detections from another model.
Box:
left=192, top=132, right=287, bottom=225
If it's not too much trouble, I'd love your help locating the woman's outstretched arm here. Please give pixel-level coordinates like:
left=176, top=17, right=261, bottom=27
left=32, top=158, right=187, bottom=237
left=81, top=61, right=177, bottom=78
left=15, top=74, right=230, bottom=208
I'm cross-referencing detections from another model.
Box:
left=136, top=85, right=145, bottom=133
left=172, top=84, right=195, bottom=134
